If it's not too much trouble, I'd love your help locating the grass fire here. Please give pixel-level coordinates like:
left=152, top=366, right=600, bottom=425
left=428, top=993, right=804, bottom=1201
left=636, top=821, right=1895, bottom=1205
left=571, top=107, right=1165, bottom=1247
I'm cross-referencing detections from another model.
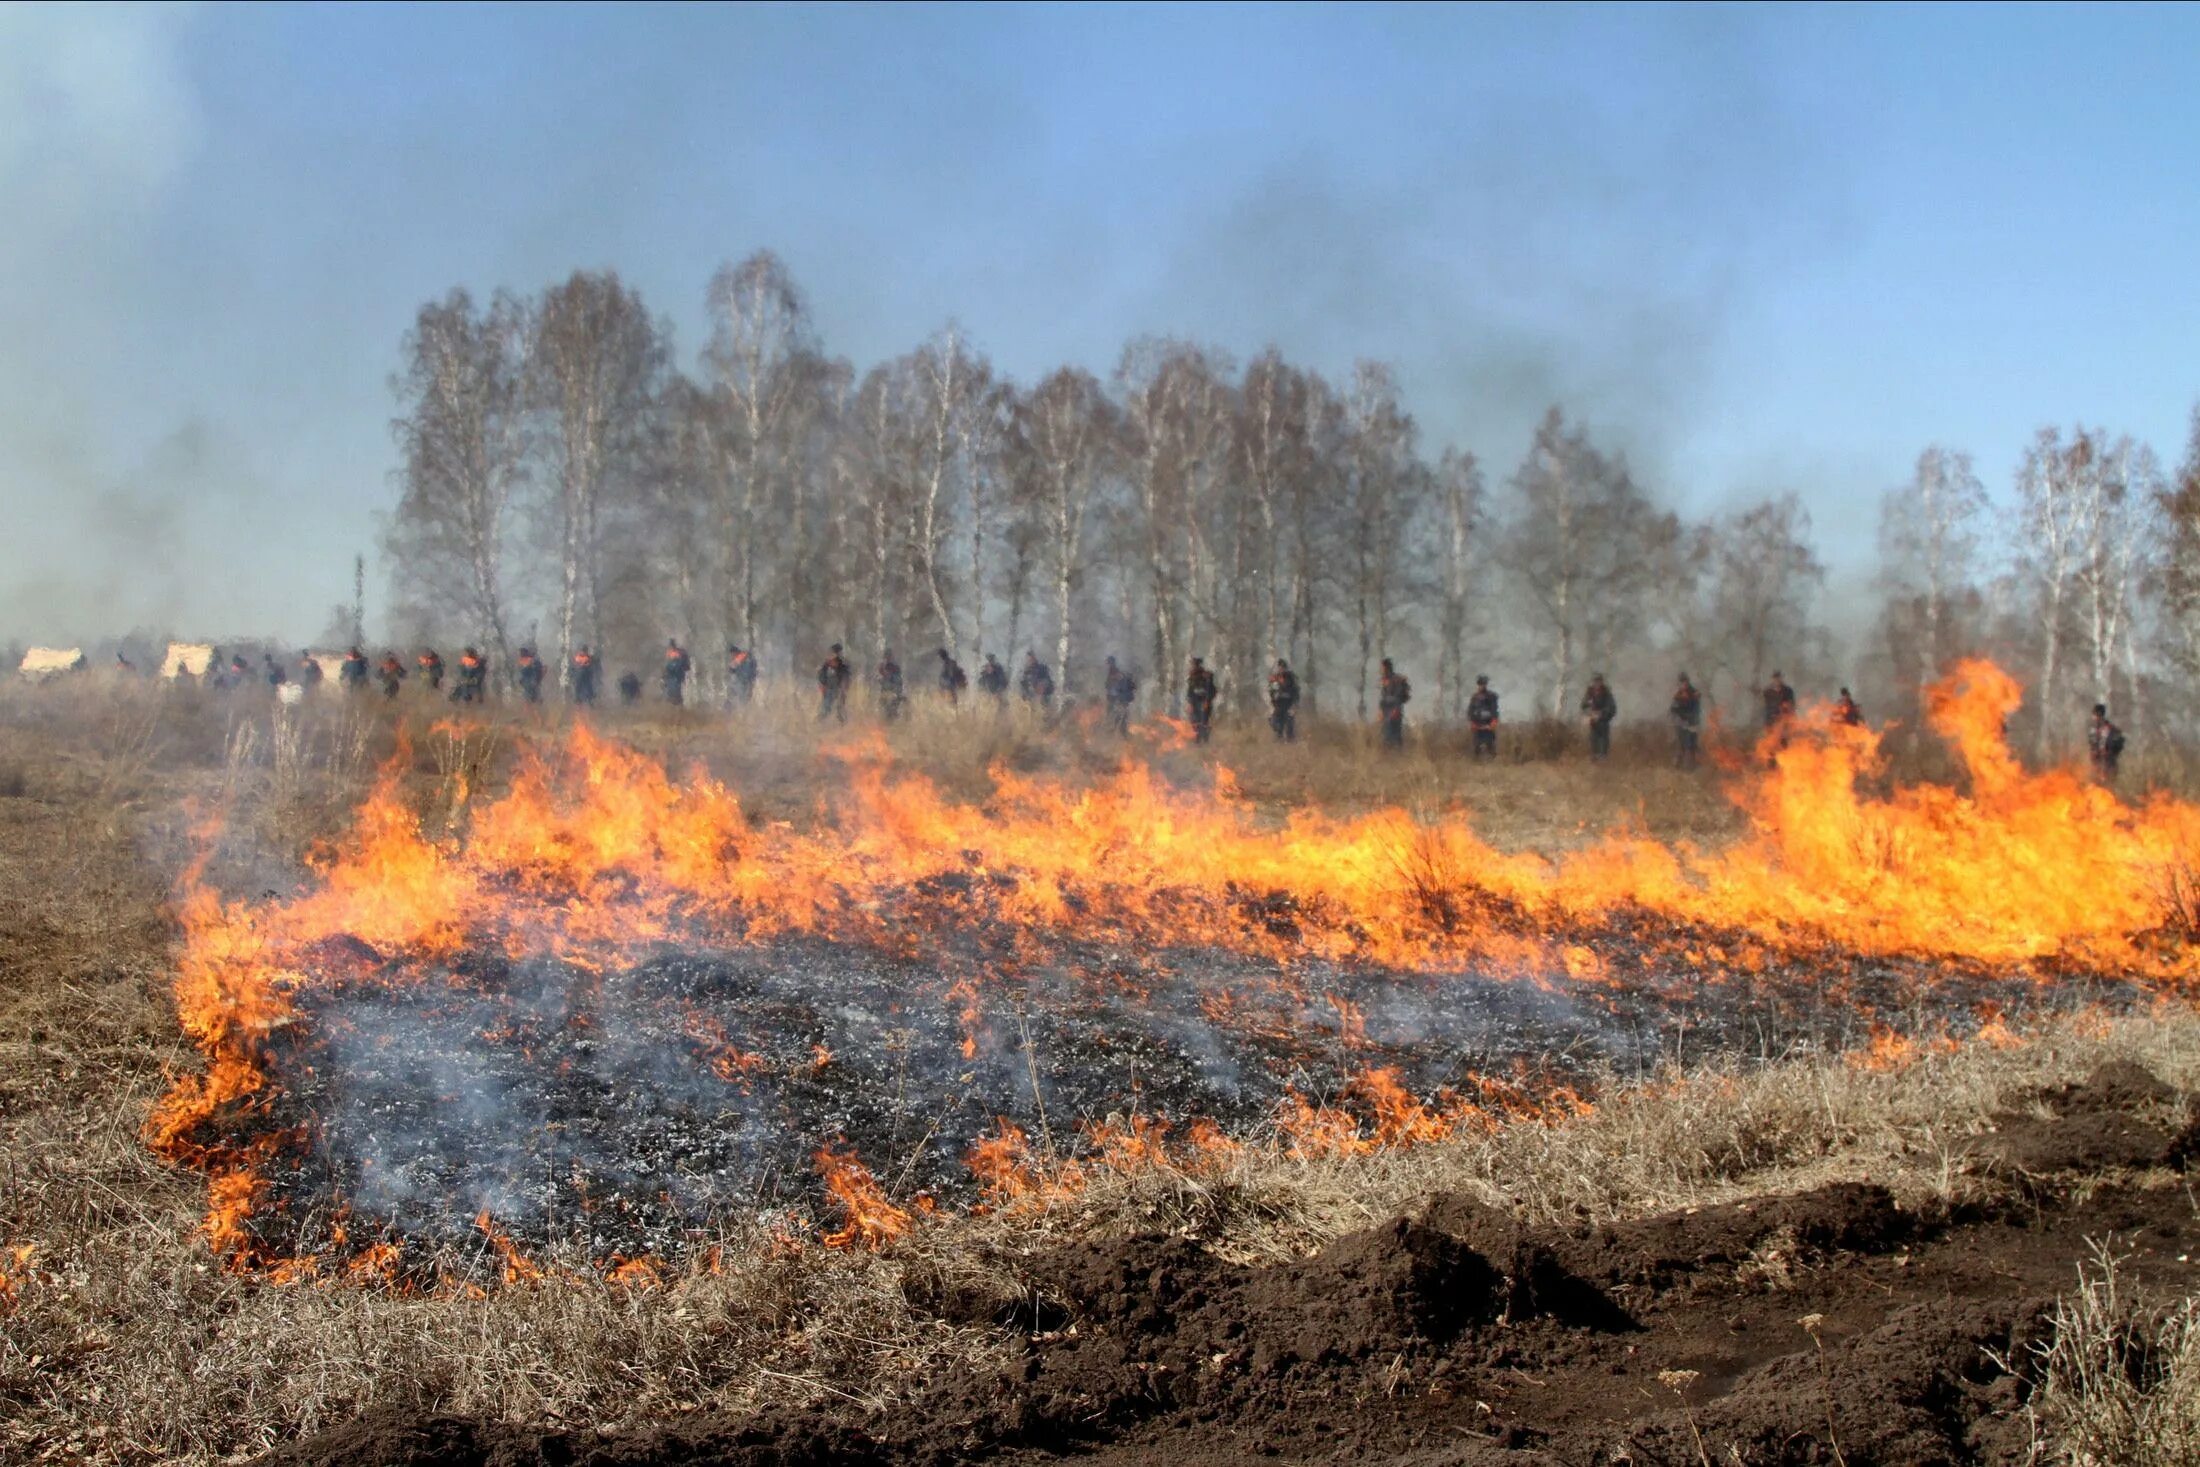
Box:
left=3, top=667, right=2200, bottom=1467
left=11, top=8, right=2200, bottom=1464
left=134, top=659, right=2188, bottom=1299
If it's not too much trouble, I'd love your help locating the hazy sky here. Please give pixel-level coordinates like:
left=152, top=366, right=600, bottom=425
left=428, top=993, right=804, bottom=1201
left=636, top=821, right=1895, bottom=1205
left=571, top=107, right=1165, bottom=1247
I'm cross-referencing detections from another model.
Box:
left=2, top=3, right=2195, bottom=643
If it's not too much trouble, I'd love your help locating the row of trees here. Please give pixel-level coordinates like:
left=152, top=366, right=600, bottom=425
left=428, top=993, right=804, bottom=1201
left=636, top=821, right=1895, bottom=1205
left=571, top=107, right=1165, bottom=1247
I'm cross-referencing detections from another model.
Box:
left=383, top=251, right=2197, bottom=751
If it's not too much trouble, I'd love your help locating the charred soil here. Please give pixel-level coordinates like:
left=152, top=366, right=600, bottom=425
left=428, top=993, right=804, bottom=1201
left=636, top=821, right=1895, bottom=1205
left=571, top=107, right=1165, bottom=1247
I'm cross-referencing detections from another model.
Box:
left=264, top=1063, right=2200, bottom=1467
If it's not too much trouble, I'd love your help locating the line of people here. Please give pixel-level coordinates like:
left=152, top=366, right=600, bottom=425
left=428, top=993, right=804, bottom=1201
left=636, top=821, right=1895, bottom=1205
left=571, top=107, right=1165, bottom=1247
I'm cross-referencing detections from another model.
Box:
left=211, top=635, right=2130, bottom=781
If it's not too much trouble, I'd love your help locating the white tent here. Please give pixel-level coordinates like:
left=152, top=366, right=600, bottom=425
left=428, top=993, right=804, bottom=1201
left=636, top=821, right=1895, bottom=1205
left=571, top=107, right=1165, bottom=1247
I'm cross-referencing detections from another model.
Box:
left=161, top=642, right=215, bottom=679
left=17, top=647, right=85, bottom=681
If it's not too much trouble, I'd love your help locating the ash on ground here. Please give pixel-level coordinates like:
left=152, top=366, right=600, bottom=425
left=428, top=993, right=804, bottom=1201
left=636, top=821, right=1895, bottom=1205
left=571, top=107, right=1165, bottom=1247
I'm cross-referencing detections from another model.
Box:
left=234, top=935, right=2137, bottom=1278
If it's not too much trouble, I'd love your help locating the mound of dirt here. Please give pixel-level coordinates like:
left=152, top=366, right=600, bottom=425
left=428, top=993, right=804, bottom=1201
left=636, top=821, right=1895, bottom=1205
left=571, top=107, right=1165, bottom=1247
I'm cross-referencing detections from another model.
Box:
left=261, top=1161, right=2200, bottom=1467
left=1985, top=1059, right=2191, bottom=1176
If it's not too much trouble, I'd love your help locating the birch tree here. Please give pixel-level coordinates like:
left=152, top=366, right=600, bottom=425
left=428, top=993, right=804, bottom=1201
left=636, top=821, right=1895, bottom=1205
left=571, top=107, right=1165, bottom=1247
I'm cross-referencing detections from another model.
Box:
left=703, top=251, right=819, bottom=650
left=1877, top=446, right=1988, bottom=729
left=1118, top=340, right=1234, bottom=711
left=1704, top=493, right=1824, bottom=701
left=841, top=359, right=923, bottom=655
left=2158, top=406, right=2200, bottom=686
left=1341, top=362, right=1415, bottom=717
left=1235, top=350, right=1317, bottom=706
left=2017, top=427, right=2107, bottom=759
left=1018, top=366, right=1118, bottom=691
left=1502, top=408, right=1660, bottom=715
left=383, top=288, right=529, bottom=664
left=529, top=270, right=666, bottom=669
left=1433, top=447, right=1485, bottom=717
left=2075, top=437, right=2158, bottom=725
left=908, top=325, right=990, bottom=657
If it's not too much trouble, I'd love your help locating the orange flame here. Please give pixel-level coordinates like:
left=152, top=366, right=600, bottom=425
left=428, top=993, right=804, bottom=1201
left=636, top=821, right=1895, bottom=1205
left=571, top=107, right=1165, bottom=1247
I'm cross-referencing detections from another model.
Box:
left=148, top=659, right=2200, bottom=1272
left=814, top=1144, right=912, bottom=1249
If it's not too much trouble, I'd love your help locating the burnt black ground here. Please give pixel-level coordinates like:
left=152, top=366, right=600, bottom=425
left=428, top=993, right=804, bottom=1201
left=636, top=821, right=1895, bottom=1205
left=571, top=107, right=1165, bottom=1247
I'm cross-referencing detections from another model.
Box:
left=190, top=928, right=2145, bottom=1277
left=258, top=1061, right=2200, bottom=1467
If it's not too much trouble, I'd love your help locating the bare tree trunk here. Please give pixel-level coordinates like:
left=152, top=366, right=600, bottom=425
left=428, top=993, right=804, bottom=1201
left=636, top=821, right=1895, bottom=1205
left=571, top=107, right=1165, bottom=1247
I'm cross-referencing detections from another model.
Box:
left=1549, top=574, right=1574, bottom=718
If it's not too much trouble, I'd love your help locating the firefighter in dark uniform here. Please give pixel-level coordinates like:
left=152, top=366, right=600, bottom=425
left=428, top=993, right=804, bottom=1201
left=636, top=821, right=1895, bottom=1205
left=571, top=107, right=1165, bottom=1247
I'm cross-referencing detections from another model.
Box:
left=617, top=670, right=643, bottom=706
left=1103, top=656, right=1136, bottom=736
left=1833, top=687, right=1865, bottom=728
left=1017, top=652, right=1055, bottom=711
left=515, top=647, right=545, bottom=704
left=662, top=639, right=692, bottom=705
left=1670, top=673, right=1702, bottom=770
left=1377, top=658, right=1410, bottom=750
left=376, top=652, right=407, bottom=699
left=977, top=654, right=1009, bottom=708
left=263, top=653, right=288, bottom=689
left=296, top=652, right=324, bottom=691
left=1185, top=656, right=1218, bottom=743
left=339, top=647, right=369, bottom=692
left=874, top=649, right=904, bottom=721
left=726, top=645, right=758, bottom=705
left=1467, top=676, right=1499, bottom=760
left=937, top=648, right=968, bottom=705
left=451, top=647, right=487, bottom=703
left=417, top=648, right=444, bottom=692
left=818, top=644, right=852, bottom=722
left=1267, top=659, right=1300, bottom=742
left=569, top=646, right=600, bottom=706
left=1761, top=671, right=1797, bottom=732
left=1580, top=673, right=1617, bottom=762
left=2088, top=703, right=2125, bottom=783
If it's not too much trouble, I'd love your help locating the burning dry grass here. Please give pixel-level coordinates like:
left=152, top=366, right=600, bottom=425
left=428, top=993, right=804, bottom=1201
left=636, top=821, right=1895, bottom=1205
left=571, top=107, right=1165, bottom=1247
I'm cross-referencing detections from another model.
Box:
left=4, top=678, right=2200, bottom=1462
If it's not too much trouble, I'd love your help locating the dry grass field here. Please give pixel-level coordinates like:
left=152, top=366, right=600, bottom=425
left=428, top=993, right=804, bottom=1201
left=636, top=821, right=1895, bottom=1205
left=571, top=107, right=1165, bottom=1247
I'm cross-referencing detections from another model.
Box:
left=1, top=679, right=2196, bottom=1465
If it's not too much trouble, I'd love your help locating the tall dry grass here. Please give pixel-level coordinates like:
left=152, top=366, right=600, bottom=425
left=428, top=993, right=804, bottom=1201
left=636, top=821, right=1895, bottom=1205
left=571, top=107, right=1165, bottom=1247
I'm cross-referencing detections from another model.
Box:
left=2022, top=1243, right=2200, bottom=1467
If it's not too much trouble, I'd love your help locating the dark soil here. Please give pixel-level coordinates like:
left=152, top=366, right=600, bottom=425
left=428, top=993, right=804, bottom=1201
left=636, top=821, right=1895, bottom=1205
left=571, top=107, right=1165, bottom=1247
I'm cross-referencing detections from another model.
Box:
left=260, top=1064, right=2200, bottom=1467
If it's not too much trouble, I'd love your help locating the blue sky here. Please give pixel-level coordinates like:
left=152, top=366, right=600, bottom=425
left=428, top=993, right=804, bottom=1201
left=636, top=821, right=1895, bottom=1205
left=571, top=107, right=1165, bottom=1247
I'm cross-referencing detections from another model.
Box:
left=2, top=3, right=2194, bottom=642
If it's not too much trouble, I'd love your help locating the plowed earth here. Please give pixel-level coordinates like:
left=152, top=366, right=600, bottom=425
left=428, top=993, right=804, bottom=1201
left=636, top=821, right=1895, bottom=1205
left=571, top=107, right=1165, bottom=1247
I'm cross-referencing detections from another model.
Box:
left=264, top=1060, right=2200, bottom=1467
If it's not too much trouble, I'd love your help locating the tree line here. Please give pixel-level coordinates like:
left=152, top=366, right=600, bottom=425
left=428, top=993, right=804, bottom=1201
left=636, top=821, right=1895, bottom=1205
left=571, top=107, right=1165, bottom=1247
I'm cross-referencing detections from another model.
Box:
left=383, top=251, right=2200, bottom=755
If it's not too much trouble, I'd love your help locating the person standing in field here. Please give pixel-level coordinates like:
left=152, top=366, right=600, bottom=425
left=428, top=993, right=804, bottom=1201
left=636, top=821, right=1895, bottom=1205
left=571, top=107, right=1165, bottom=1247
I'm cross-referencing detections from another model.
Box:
left=1466, top=676, right=1499, bottom=760
left=1018, top=651, right=1055, bottom=711
left=977, top=654, right=1008, bottom=709
left=726, top=644, right=758, bottom=706
left=1761, top=671, right=1796, bottom=730
left=662, top=639, right=692, bottom=706
left=1185, top=656, right=1218, bottom=743
left=417, top=647, right=444, bottom=692
left=451, top=647, right=487, bottom=703
left=818, top=643, right=852, bottom=722
left=515, top=647, right=545, bottom=704
left=339, top=647, right=369, bottom=692
left=568, top=646, right=599, bottom=706
left=1103, top=656, right=1136, bottom=736
left=376, top=652, right=407, bottom=699
left=937, top=648, right=968, bottom=706
left=1670, top=673, right=1702, bottom=770
left=296, top=651, right=325, bottom=691
left=1267, top=658, right=1300, bottom=742
left=2088, top=702, right=2125, bottom=782
left=1833, top=686, right=1865, bottom=728
left=874, top=649, right=905, bottom=721
left=1377, top=658, right=1410, bottom=750
left=1580, top=673, right=1617, bottom=762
